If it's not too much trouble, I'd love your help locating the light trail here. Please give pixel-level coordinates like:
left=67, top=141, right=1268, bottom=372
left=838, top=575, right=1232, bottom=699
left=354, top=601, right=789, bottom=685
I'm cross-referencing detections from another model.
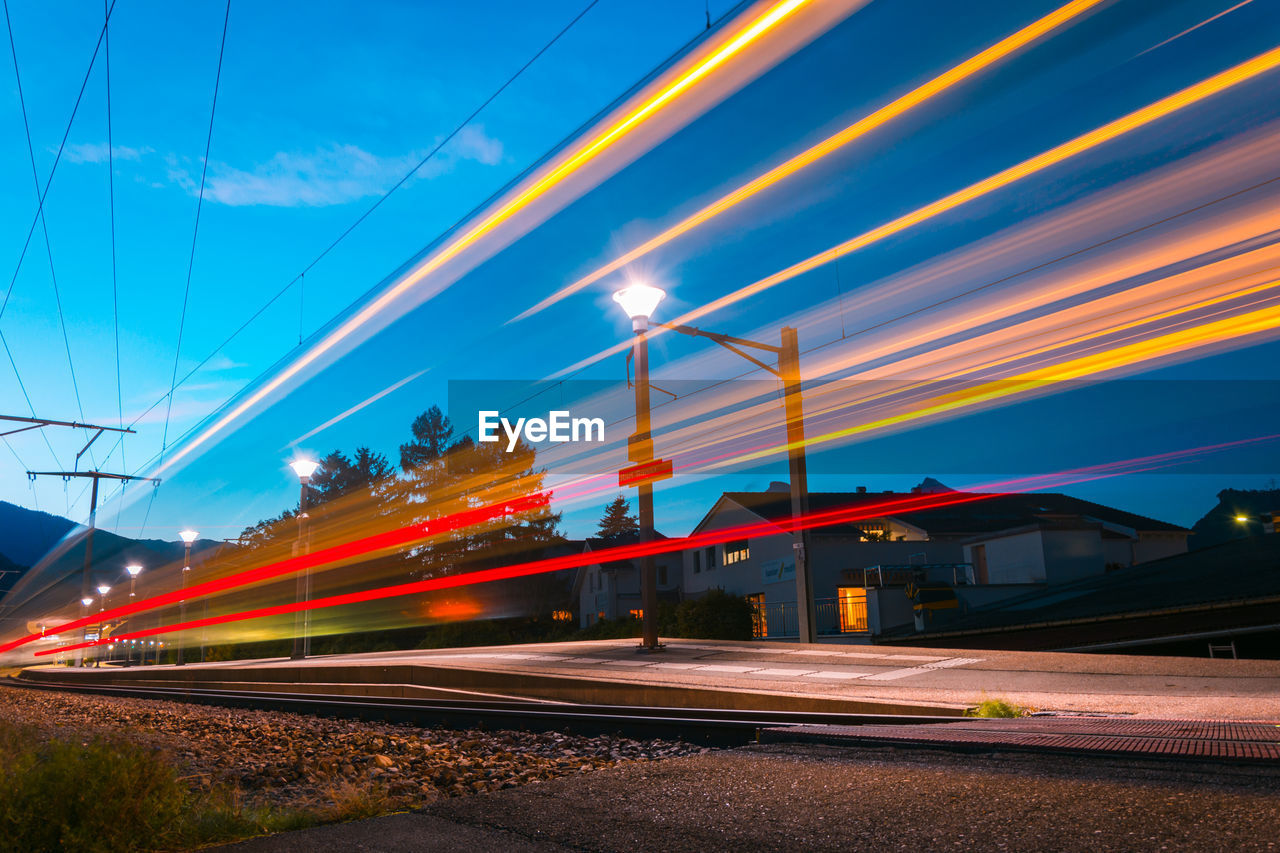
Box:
left=511, top=0, right=1110, bottom=323
left=553, top=43, right=1280, bottom=377
left=145, top=0, right=831, bottom=482
left=41, top=433, right=1280, bottom=657
left=727, top=291, right=1280, bottom=466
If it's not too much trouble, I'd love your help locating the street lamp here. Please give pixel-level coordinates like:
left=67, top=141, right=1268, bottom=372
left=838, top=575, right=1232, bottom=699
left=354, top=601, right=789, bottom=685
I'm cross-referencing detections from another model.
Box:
left=78, top=596, right=93, bottom=667
left=176, top=530, right=199, bottom=666
left=612, top=283, right=665, bottom=651
left=660, top=321, right=817, bottom=644
left=289, top=458, right=320, bottom=660
left=125, top=564, right=143, bottom=666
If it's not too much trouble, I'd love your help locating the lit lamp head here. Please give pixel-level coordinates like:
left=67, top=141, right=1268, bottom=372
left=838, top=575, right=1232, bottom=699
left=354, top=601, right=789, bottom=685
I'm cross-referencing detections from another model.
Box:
left=80, top=597, right=93, bottom=607
left=179, top=529, right=199, bottom=544
left=612, top=283, right=666, bottom=332
left=96, top=584, right=110, bottom=597
left=126, top=564, right=143, bottom=578
left=290, top=458, right=320, bottom=482
left=1234, top=515, right=1250, bottom=523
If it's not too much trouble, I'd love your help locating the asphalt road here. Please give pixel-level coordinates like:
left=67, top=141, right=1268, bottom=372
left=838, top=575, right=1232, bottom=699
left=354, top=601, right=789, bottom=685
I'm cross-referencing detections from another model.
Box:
left=220, top=743, right=1280, bottom=852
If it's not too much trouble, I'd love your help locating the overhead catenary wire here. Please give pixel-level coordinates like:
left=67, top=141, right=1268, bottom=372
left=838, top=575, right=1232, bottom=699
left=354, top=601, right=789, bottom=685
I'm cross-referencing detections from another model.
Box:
left=105, top=0, right=126, bottom=529
left=158, top=0, right=232, bottom=468
left=91, top=0, right=615, bottom=479
left=0, top=0, right=117, bottom=324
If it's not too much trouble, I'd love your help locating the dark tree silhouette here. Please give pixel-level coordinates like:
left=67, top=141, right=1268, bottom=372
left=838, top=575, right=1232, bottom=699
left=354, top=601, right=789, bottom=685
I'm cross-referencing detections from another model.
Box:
left=596, top=494, right=638, bottom=544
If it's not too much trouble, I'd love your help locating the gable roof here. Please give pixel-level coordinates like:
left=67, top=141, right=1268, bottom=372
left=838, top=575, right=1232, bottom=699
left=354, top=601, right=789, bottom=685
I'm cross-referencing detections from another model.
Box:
left=692, top=490, right=1187, bottom=538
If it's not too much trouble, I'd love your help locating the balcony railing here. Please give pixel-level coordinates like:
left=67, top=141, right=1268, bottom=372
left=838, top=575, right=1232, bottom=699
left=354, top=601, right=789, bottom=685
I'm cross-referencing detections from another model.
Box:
left=750, top=597, right=867, bottom=639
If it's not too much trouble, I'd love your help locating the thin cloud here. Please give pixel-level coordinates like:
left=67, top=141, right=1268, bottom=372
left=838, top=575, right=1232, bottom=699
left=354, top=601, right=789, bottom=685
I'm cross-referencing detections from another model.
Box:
left=184, top=127, right=505, bottom=208
left=65, top=142, right=153, bottom=164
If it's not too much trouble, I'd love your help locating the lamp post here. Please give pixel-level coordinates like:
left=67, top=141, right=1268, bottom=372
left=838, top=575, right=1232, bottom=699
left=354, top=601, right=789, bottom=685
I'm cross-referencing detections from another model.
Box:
left=125, top=564, right=142, bottom=665
left=95, top=585, right=110, bottom=666
left=612, top=283, right=667, bottom=651
left=659, top=321, right=817, bottom=643
left=177, top=530, right=198, bottom=665
left=79, top=596, right=93, bottom=667
left=289, top=459, right=320, bottom=660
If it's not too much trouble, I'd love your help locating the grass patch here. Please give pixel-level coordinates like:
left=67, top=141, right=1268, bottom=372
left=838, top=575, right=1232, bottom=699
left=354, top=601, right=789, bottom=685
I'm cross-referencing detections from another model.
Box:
left=965, top=698, right=1030, bottom=718
left=0, top=719, right=320, bottom=852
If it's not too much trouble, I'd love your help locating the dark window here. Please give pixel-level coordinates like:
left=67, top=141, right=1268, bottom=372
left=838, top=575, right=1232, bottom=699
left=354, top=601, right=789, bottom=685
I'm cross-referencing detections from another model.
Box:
left=692, top=551, right=702, bottom=574
left=705, top=547, right=716, bottom=569
left=658, top=564, right=668, bottom=586
left=724, top=539, right=750, bottom=565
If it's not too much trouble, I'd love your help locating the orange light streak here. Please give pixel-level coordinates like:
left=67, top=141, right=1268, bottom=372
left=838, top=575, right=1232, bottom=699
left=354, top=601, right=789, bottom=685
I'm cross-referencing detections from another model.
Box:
left=150, top=0, right=817, bottom=480
left=513, top=0, right=1110, bottom=322
left=554, top=43, right=1280, bottom=377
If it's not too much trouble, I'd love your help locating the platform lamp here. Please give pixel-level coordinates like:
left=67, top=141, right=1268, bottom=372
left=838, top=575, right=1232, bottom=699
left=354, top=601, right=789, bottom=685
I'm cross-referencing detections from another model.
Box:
left=612, top=282, right=666, bottom=652
left=95, top=584, right=111, bottom=667
left=289, top=458, right=321, bottom=660
left=176, top=530, right=198, bottom=666
left=78, top=596, right=93, bottom=667
left=125, top=564, right=143, bottom=665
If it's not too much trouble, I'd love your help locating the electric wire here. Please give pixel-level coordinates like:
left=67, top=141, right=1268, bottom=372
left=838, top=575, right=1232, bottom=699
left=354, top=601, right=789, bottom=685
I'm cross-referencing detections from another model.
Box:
left=158, top=0, right=231, bottom=467
left=0, top=0, right=117, bottom=323
left=91, top=0, right=618, bottom=478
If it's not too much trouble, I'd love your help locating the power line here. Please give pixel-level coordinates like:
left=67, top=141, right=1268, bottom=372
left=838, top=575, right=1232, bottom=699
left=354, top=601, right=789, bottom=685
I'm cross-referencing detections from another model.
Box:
left=0, top=0, right=117, bottom=323
left=158, top=0, right=231, bottom=472
left=92, top=0, right=610, bottom=478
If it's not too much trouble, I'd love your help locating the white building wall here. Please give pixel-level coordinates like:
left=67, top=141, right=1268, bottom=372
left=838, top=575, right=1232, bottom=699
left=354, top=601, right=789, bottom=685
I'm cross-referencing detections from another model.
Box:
left=968, top=532, right=1048, bottom=584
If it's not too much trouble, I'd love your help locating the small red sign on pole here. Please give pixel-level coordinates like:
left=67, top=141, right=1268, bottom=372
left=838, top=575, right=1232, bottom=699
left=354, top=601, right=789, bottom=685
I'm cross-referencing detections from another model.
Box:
left=619, top=458, right=673, bottom=488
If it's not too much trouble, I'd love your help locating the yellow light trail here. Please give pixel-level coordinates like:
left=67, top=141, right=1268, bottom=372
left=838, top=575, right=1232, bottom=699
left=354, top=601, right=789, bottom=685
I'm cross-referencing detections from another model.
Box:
left=553, top=43, right=1280, bottom=376
left=512, top=0, right=1110, bottom=323
left=728, top=288, right=1280, bottom=466
left=149, top=0, right=817, bottom=479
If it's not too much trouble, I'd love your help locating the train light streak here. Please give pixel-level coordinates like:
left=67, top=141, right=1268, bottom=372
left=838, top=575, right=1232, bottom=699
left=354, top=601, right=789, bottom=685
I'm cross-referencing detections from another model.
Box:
left=512, top=0, right=1110, bottom=323
left=729, top=291, right=1280, bottom=466
left=147, top=0, right=830, bottom=484
left=555, top=43, right=1280, bottom=377
left=41, top=434, right=1279, bottom=658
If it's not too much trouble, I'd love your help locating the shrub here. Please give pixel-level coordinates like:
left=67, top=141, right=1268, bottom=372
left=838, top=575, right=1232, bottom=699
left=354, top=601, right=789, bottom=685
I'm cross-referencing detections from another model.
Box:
left=965, top=698, right=1028, bottom=718
left=0, top=721, right=185, bottom=853
left=675, top=589, right=753, bottom=640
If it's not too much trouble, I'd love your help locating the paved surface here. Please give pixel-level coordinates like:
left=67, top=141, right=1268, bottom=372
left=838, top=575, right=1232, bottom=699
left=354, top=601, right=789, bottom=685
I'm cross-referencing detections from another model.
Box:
left=95, top=637, right=1280, bottom=719
left=219, top=743, right=1280, bottom=852
left=764, top=717, right=1280, bottom=761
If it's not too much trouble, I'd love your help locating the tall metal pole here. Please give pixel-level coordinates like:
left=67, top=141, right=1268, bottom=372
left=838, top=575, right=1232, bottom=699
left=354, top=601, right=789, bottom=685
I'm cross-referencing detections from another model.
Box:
left=291, top=475, right=311, bottom=660
left=177, top=542, right=191, bottom=665
left=77, top=477, right=100, bottom=666
left=780, top=327, right=816, bottom=644
left=631, top=327, right=661, bottom=651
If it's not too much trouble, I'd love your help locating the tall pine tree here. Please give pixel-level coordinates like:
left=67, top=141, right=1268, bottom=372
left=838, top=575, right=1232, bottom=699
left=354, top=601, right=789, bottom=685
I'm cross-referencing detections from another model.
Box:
left=596, top=495, right=638, bottom=543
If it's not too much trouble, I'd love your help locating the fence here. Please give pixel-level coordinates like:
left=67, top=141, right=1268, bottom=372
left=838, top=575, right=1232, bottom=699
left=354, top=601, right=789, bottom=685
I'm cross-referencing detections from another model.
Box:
left=750, top=596, right=867, bottom=639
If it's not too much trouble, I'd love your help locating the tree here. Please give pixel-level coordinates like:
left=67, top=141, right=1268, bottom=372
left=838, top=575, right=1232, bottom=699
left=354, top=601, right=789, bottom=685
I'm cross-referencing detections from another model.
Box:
left=596, top=495, right=638, bottom=543
left=310, top=447, right=394, bottom=504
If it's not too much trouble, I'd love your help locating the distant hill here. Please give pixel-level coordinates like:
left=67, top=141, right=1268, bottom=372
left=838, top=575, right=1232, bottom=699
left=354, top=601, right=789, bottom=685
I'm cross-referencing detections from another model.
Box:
left=0, top=500, right=76, bottom=567
left=1191, top=488, right=1280, bottom=549
left=0, top=500, right=216, bottom=609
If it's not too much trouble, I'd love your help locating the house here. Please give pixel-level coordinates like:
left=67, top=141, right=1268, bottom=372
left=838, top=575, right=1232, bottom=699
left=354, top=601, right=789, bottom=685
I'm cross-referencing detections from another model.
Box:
left=574, top=535, right=682, bottom=627
left=678, top=481, right=1188, bottom=641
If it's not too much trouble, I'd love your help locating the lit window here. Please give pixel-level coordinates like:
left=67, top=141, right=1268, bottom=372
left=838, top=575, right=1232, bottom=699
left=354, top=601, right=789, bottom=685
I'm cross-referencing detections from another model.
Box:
left=724, top=539, right=749, bottom=564
left=837, top=587, right=868, bottom=632
left=551, top=610, right=572, bottom=622
left=629, top=608, right=644, bottom=620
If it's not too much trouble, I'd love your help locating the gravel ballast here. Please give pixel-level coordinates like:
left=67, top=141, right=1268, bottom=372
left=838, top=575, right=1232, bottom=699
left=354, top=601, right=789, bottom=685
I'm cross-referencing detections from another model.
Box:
left=0, top=683, right=704, bottom=809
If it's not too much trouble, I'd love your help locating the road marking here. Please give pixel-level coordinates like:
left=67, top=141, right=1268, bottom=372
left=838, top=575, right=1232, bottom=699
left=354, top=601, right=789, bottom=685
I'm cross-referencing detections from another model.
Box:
left=651, top=662, right=703, bottom=670
left=696, top=664, right=760, bottom=673
left=752, top=668, right=816, bottom=676
left=921, top=657, right=984, bottom=668
left=862, top=667, right=930, bottom=681
left=609, top=660, right=655, bottom=667
left=563, top=657, right=611, bottom=664
left=804, top=670, right=869, bottom=680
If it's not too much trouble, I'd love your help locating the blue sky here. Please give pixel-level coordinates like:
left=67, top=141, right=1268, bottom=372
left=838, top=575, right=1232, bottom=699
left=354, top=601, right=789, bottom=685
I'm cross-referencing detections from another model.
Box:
left=2, top=0, right=1280, bottom=549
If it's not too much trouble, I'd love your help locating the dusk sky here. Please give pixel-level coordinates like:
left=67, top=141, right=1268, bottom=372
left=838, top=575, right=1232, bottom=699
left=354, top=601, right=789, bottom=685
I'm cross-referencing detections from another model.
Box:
left=3, top=0, right=1280, bottom=548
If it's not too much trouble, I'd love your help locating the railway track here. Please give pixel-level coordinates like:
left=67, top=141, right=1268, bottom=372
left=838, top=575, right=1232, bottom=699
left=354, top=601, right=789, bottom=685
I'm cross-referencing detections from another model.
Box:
left=2, top=676, right=954, bottom=745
